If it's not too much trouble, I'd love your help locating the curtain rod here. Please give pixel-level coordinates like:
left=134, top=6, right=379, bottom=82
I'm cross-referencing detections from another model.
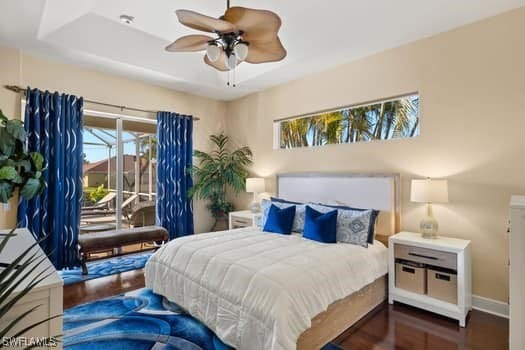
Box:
left=3, top=85, right=200, bottom=121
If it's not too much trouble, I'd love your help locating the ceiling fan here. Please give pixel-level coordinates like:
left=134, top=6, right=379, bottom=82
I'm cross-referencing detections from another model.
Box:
left=165, top=0, right=286, bottom=79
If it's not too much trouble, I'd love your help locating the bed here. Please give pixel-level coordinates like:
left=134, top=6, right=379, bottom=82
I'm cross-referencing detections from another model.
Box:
left=145, top=173, right=400, bottom=350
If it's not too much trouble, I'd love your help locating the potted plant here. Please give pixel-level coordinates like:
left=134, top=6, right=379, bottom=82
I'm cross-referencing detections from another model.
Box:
left=0, top=110, right=45, bottom=229
left=0, top=227, right=61, bottom=346
left=189, top=134, right=252, bottom=231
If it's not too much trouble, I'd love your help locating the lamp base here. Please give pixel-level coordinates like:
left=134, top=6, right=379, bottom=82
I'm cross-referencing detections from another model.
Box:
left=420, top=216, right=439, bottom=239
left=249, top=200, right=260, bottom=213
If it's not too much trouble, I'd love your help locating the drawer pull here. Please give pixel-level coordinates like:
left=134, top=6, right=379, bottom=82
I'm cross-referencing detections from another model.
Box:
left=435, top=273, right=451, bottom=281
left=408, top=252, right=438, bottom=260
left=402, top=267, right=415, bottom=274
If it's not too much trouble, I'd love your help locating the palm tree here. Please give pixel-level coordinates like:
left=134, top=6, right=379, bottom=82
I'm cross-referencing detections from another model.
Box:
left=370, top=97, right=419, bottom=140
left=280, top=118, right=310, bottom=148
left=317, top=112, right=344, bottom=145
left=189, top=134, right=252, bottom=231
left=349, top=106, right=375, bottom=142
left=409, top=97, right=420, bottom=137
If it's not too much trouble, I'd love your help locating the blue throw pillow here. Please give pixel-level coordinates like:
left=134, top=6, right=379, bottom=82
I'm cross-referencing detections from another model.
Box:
left=263, top=204, right=296, bottom=235
left=303, top=206, right=338, bottom=243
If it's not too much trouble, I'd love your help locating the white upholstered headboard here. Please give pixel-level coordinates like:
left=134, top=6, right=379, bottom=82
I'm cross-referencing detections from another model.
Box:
left=276, top=173, right=400, bottom=236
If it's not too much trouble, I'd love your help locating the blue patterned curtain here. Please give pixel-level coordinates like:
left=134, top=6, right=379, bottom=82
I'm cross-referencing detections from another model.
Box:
left=156, top=112, right=194, bottom=239
left=18, top=88, right=84, bottom=269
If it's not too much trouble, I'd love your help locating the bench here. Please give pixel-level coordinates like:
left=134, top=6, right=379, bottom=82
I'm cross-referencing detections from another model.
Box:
left=78, top=225, right=169, bottom=275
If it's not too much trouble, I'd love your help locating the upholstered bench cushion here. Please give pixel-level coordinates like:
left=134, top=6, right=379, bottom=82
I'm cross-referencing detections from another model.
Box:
left=79, top=226, right=168, bottom=252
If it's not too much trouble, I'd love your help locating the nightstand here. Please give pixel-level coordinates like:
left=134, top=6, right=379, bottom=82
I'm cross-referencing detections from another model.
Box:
left=228, top=210, right=261, bottom=229
left=388, top=231, right=472, bottom=327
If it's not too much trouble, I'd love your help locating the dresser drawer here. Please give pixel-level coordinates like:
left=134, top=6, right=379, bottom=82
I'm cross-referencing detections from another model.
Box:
left=394, top=243, right=457, bottom=270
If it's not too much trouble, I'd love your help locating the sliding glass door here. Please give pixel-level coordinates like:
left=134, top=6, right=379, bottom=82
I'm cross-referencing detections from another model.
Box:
left=81, top=112, right=156, bottom=232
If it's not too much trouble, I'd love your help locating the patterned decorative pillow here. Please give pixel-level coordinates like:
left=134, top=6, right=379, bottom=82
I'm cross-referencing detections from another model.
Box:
left=308, top=203, right=374, bottom=247
left=259, top=199, right=305, bottom=232
left=311, top=202, right=379, bottom=244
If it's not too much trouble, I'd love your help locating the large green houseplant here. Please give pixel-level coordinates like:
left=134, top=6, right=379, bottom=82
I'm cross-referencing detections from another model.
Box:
left=189, top=134, right=252, bottom=231
left=0, top=110, right=45, bottom=228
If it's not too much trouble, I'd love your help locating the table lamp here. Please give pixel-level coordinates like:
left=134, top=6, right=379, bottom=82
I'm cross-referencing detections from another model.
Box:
left=410, top=178, right=449, bottom=239
left=246, top=178, right=265, bottom=213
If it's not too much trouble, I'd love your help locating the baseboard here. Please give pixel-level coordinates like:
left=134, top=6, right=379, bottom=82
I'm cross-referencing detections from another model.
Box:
left=472, top=295, right=509, bottom=319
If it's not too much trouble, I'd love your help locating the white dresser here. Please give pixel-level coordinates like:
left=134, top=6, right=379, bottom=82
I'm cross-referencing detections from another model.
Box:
left=0, top=229, right=63, bottom=349
left=510, top=196, right=525, bottom=350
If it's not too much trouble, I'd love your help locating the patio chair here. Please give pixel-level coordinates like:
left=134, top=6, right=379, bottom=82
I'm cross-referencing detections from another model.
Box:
left=127, top=201, right=156, bottom=227
left=82, top=194, right=137, bottom=216
left=82, top=192, right=116, bottom=211
left=80, top=194, right=138, bottom=224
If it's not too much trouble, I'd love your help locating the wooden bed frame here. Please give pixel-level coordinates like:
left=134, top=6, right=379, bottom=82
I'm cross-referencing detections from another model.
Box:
left=276, top=173, right=399, bottom=349
left=297, top=276, right=387, bottom=350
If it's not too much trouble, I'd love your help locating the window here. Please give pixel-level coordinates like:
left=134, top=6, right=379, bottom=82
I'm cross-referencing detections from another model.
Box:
left=276, top=94, right=419, bottom=149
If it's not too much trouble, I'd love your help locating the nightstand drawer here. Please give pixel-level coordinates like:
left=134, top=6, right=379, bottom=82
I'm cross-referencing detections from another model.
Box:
left=394, top=243, right=457, bottom=270
left=231, top=217, right=253, bottom=228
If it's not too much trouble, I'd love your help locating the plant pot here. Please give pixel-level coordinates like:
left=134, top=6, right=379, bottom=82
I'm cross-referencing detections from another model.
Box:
left=212, top=215, right=228, bottom=232
left=0, top=189, right=18, bottom=230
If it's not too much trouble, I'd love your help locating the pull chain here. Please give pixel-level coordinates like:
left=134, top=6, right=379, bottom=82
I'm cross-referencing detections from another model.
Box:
left=226, top=68, right=237, bottom=87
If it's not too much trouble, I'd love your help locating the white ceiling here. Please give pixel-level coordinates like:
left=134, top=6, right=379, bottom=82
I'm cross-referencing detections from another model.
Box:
left=0, top=0, right=523, bottom=101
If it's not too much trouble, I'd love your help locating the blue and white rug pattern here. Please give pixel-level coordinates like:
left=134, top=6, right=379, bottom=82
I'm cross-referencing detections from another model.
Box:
left=60, top=253, right=152, bottom=285
left=63, top=288, right=343, bottom=350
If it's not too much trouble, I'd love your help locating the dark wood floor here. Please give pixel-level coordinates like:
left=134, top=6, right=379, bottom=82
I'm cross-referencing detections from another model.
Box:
left=64, top=270, right=509, bottom=350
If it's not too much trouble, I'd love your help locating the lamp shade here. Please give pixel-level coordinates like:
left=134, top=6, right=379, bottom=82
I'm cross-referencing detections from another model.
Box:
left=246, top=178, right=265, bottom=193
left=410, top=179, right=448, bottom=203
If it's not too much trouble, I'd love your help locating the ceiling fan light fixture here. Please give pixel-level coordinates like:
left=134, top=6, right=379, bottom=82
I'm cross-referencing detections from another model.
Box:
left=233, top=42, right=249, bottom=61
left=167, top=2, right=286, bottom=79
left=225, top=53, right=237, bottom=70
left=206, top=43, right=221, bottom=62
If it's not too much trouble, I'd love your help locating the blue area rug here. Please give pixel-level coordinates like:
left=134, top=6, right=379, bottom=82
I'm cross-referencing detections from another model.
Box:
left=60, top=253, right=152, bottom=285
left=63, top=288, right=343, bottom=349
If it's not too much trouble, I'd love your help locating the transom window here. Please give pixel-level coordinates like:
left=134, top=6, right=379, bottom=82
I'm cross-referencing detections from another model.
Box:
left=276, top=94, right=420, bottom=149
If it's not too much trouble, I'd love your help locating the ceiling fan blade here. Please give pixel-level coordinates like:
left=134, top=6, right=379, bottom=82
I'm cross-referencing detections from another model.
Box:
left=224, top=7, right=282, bottom=42
left=204, top=51, right=229, bottom=71
left=165, top=34, right=213, bottom=52
left=245, top=37, right=287, bottom=64
left=176, top=10, right=237, bottom=33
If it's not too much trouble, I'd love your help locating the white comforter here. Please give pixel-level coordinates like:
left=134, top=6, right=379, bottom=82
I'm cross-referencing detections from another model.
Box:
left=144, top=228, right=388, bottom=350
